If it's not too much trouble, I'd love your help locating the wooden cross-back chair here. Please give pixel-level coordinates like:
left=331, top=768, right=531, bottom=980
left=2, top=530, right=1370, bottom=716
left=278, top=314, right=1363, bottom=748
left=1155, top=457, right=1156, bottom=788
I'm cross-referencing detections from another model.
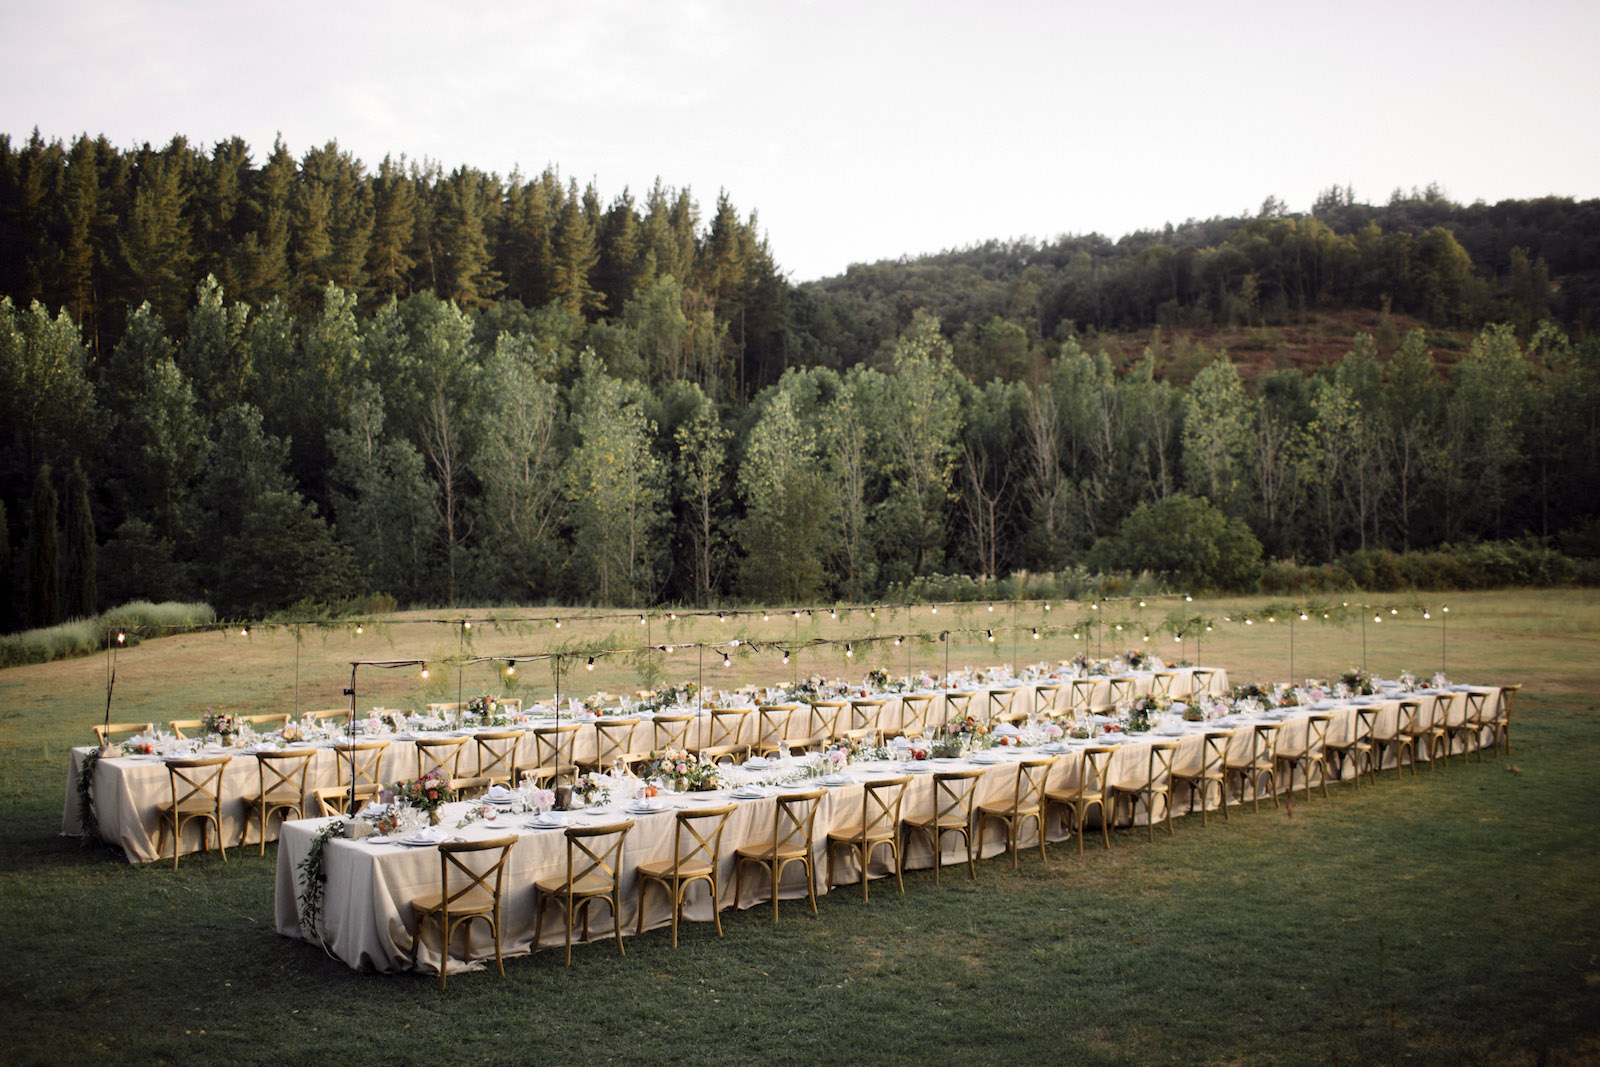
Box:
left=636, top=803, right=737, bottom=947
left=1276, top=714, right=1334, bottom=800
left=695, top=708, right=752, bottom=764
left=985, top=688, right=1020, bottom=725
left=1225, top=722, right=1282, bottom=810
left=896, top=694, right=936, bottom=739
left=977, top=756, right=1056, bottom=869
left=1172, top=729, right=1235, bottom=826
left=412, top=834, right=519, bottom=988
left=1045, top=746, right=1114, bottom=851
left=754, top=705, right=800, bottom=758
left=523, top=724, right=581, bottom=786
left=93, top=722, right=153, bottom=746
left=1188, top=668, right=1220, bottom=698
left=901, top=767, right=982, bottom=882
left=579, top=719, right=642, bottom=774
left=734, top=788, right=825, bottom=922
left=808, top=701, right=849, bottom=744
left=1326, top=706, right=1379, bottom=787
left=415, top=735, right=469, bottom=781
left=650, top=714, right=693, bottom=753
left=156, top=755, right=232, bottom=869
left=534, top=820, right=635, bottom=966
left=849, top=699, right=889, bottom=746
left=239, top=748, right=316, bottom=853
left=826, top=775, right=911, bottom=901
left=1032, top=684, right=1064, bottom=719
left=1108, top=677, right=1139, bottom=706
left=1149, top=672, right=1178, bottom=698
left=1109, top=741, right=1181, bottom=842
left=1067, top=679, right=1100, bottom=719
left=336, top=740, right=390, bottom=809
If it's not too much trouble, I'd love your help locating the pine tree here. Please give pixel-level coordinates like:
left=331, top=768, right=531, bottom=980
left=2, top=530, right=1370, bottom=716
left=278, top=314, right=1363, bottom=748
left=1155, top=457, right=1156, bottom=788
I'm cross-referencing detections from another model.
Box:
left=551, top=179, right=601, bottom=317
left=25, top=464, right=60, bottom=627
left=233, top=138, right=293, bottom=305
left=366, top=155, right=417, bottom=301
left=63, top=459, right=96, bottom=617
left=117, top=149, right=195, bottom=329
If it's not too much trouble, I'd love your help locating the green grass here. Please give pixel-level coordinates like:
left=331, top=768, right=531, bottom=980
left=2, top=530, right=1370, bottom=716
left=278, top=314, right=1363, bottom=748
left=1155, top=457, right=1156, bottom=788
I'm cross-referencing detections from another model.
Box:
left=2, top=590, right=1597, bottom=1065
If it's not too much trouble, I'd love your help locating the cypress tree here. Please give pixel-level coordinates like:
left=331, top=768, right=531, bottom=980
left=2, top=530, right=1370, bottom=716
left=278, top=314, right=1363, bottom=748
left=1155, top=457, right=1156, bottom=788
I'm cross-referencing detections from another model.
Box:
left=0, top=497, right=12, bottom=632
left=63, top=460, right=96, bottom=617
left=26, top=464, right=60, bottom=628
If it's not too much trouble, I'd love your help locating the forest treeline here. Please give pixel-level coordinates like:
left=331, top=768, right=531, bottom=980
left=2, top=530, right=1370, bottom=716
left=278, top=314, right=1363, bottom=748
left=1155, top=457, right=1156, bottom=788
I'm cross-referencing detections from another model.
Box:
left=2, top=131, right=1598, bottom=628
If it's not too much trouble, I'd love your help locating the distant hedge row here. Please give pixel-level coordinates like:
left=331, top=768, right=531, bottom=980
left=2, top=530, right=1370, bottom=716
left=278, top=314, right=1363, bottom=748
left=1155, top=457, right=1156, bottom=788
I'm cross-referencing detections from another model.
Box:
left=1261, top=541, right=1600, bottom=594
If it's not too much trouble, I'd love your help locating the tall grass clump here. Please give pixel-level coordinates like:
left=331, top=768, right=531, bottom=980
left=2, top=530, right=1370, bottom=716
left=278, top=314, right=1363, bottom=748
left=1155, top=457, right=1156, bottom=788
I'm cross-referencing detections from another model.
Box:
left=0, top=601, right=215, bottom=668
left=885, top=568, right=1170, bottom=604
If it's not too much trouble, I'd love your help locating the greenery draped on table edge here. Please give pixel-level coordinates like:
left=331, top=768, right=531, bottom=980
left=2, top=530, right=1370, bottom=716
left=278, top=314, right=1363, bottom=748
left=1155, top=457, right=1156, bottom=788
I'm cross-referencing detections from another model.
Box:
left=296, top=820, right=348, bottom=950
left=75, top=748, right=99, bottom=841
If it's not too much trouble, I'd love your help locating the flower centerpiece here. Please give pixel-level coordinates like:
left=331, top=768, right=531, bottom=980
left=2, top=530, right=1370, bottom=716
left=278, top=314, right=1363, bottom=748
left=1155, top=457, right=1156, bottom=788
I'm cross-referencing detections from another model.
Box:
left=1230, top=682, right=1270, bottom=702
left=360, top=802, right=408, bottom=836
left=1339, top=668, right=1375, bottom=696
left=573, top=774, right=610, bottom=806
left=943, top=714, right=989, bottom=741
left=865, top=668, right=890, bottom=691
left=1397, top=669, right=1418, bottom=691
left=202, top=710, right=238, bottom=744
left=1126, top=695, right=1164, bottom=732
left=466, top=693, right=501, bottom=722
left=1125, top=649, right=1149, bottom=671
left=394, top=768, right=456, bottom=824
left=930, top=736, right=964, bottom=757
left=1431, top=671, right=1450, bottom=689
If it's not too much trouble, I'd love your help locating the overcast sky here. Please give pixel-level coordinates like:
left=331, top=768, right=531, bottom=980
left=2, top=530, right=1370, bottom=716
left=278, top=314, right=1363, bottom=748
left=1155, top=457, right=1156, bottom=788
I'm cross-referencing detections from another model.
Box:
left=4, top=0, right=1597, bottom=283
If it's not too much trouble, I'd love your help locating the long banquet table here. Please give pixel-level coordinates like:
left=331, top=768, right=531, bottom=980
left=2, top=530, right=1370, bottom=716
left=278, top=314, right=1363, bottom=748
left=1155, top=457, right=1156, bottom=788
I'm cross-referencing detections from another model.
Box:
left=65, top=668, right=1225, bottom=863
left=273, top=681, right=1501, bottom=976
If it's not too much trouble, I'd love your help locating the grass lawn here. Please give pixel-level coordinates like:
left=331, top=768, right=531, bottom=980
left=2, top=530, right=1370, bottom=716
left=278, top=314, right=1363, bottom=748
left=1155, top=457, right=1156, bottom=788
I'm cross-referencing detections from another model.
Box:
left=1, top=589, right=1597, bottom=1065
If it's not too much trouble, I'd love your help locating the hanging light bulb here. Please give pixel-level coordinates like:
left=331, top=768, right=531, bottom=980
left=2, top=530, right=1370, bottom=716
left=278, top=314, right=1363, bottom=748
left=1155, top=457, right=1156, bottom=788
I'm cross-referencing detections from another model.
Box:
left=116, top=631, right=126, bottom=644
left=664, top=644, right=675, bottom=654
left=463, top=620, right=471, bottom=630
left=1031, top=627, right=1039, bottom=639
left=1443, top=605, right=1450, bottom=613
left=668, top=612, right=677, bottom=621
left=870, top=608, right=877, bottom=618
left=718, top=614, right=726, bottom=623
left=1374, top=613, right=1382, bottom=623
left=1185, top=595, right=1193, bottom=602
left=1143, top=634, right=1150, bottom=642
left=1423, top=610, right=1431, bottom=619
left=1115, top=623, right=1123, bottom=632
left=240, top=626, right=250, bottom=637
left=792, top=610, right=801, bottom=618
left=1139, top=600, right=1146, bottom=608
left=782, top=650, right=790, bottom=664
left=893, top=636, right=902, bottom=646
left=722, top=652, right=731, bottom=667
left=1245, top=619, right=1253, bottom=626
left=845, top=643, right=854, bottom=657
left=1300, top=612, right=1309, bottom=621
left=585, top=657, right=595, bottom=671
left=1044, top=603, right=1052, bottom=612
left=1206, top=624, right=1213, bottom=632
left=1174, top=633, right=1181, bottom=642
left=986, top=630, right=995, bottom=643
left=354, top=625, right=363, bottom=635
left=506, top=660, right=516, bottom=676
left=554, top=620, right=561, bottom=629
left=420, top=667, right=430, bottom=679
left=987, top=604, right=994, bottom=612
left=763, top=613, right=771, bottom=621
left=639, top=615, right=646, bottom=625
left=931, top=606, right=938, bottom=614
left=1390, top=608, right=1397, bottom=615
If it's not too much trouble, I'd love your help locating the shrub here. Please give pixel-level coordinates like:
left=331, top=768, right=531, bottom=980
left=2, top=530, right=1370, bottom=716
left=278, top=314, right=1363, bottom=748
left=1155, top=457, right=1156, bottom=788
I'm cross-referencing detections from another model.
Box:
left=0, top=601, right=215, bottom=668
left=1087, top=494, right=1264, bottom=592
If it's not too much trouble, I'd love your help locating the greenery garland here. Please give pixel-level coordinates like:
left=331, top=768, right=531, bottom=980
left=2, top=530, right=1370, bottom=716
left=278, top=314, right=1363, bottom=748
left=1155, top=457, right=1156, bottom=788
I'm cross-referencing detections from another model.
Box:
left=296, top=820, right=348, bottom=946
left=76, top=748, right=101, bottom=841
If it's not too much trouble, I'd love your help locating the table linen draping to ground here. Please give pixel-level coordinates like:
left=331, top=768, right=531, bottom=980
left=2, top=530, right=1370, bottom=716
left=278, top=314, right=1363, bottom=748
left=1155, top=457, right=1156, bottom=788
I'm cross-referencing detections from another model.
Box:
left=64, top=669, right=1224, bottom=863
left=271, top=682, right=1500, bottom=976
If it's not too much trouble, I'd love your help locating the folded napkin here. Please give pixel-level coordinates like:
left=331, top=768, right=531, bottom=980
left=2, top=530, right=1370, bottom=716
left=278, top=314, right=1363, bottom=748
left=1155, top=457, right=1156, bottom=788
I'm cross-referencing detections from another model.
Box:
left=405, top=826, right=449, bottom=844
left=484, top=785, right=515, bottom=802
